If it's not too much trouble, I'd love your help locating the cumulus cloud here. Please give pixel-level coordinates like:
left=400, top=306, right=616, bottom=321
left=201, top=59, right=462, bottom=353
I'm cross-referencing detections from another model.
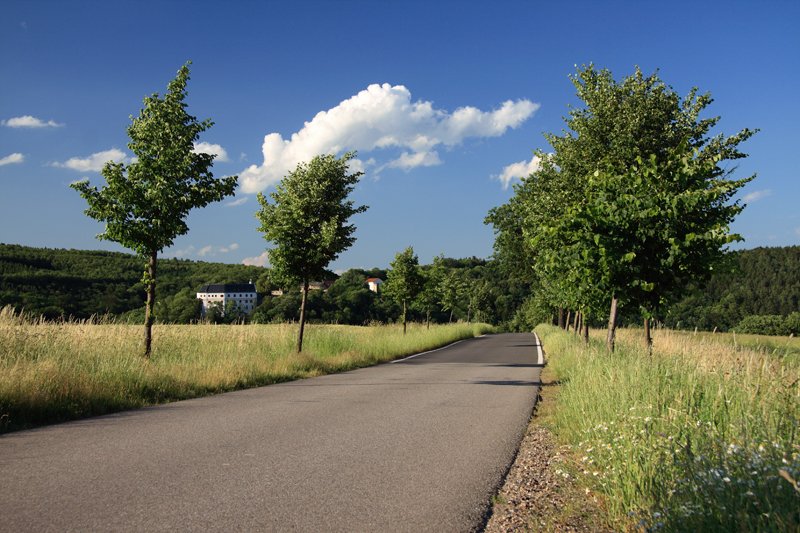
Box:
left=240, top=83, right=539, bottom=192
left=53, top=148, right=130, bottom=172
left=225, top=197, right=248, bottom=207
left=2, top=115, right=63, bottom=128
left=193, top=141, right=229, bottom=162
left=242, top=251, right=270, bottom=267
left=0, top=153, right=24, bottom=166
left=494, top=155, right=543, bottom=189
left=742, top=189, right=772, bottom=203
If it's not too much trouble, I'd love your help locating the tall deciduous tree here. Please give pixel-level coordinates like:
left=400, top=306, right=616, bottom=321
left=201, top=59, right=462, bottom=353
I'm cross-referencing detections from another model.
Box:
left=489, top=64, right=756, bottom=351
left=385, top=247, right=423, bottom=334
left=71, top=63, right=237, bottom=357
left=414, top=254, right=446, bottom=329
left=255, top=152, right=366, bottom=352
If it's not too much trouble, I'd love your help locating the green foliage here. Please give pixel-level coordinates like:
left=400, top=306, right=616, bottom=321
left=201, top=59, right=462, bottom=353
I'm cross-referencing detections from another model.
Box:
left=384, top=247, right=423, bottom=330
left=255, top=152, right=367, bottom=288
left=666, top=246, right=800, bottom=331
left=69, top=62, right=236, bottom=355
left=70, top=63, right=237, bottom=258
left=488, top=64, right=756, bottom=341
left=735, top=313, right=800, bottom=337
left=256, top=152, right=367, bottom=350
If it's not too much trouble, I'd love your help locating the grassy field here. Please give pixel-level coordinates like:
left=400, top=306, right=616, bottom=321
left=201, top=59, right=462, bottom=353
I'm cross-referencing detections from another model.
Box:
left=539, top=324, right=800, bottom=532
left=0, top=306, right=492, bottom=433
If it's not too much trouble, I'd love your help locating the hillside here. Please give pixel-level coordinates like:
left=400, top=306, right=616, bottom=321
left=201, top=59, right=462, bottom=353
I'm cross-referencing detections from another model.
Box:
left=0, top=243, right=266, bottom=320
left=1, top=243, right=797, bottom=330
left=665, top=245, right=800, bottom=331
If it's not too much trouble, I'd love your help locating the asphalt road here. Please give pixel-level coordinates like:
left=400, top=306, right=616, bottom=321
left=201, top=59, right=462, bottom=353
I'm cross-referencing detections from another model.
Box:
left=0, top=332, right=542, bottom=532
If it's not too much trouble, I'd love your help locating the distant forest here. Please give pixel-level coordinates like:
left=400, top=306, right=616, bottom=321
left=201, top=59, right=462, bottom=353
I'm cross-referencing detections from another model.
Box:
left=1, top=243, right=798, bottom=332
left=663, top=246, right=800, bottom=332
left=0, top=243, right=265, bottom=322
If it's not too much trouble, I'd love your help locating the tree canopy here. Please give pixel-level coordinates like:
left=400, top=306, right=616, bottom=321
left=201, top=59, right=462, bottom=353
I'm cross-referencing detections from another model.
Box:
left=487, top=64, right=756, bottom=349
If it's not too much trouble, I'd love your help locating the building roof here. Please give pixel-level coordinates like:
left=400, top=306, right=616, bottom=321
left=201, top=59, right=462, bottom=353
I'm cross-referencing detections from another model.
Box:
left=366, top=277, right=383, bottom=283
left=197, top=283, right=256, bottom=294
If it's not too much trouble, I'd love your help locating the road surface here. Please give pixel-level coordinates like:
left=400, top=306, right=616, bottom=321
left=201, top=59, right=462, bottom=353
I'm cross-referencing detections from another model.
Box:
left=0, top=332, right=542, bottom=532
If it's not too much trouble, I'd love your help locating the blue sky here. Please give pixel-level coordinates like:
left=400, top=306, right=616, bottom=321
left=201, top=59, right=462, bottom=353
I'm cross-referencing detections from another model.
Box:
left=1, top=0, right=798, bottom=272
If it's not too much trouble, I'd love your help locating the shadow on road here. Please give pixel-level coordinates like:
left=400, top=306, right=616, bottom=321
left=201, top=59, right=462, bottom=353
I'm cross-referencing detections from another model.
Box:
left=471, top=380, right=542, bottom=387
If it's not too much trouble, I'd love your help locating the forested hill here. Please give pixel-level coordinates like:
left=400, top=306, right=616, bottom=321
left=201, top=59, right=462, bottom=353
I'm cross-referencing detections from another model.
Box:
left=0, top=243, right=266, bottom=320
left=1, top=243, right=797, bottom=330
left=665, top=246, right=800, bottom=331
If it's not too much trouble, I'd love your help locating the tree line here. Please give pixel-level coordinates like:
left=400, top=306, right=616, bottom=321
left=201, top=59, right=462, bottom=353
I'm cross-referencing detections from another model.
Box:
left=486, top=64, right=758, bottom=350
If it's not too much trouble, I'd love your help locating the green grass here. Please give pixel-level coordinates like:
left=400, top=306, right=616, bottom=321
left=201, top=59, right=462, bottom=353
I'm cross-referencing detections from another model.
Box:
left=539, top=324, right=800, bottom=532
left=0, top=306, right=492, bottom=433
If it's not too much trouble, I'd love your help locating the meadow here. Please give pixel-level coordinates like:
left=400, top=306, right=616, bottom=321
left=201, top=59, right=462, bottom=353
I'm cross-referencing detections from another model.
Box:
left=0, top=306, right=492, bottom=433
left=540, top=324, right=799, bottom=531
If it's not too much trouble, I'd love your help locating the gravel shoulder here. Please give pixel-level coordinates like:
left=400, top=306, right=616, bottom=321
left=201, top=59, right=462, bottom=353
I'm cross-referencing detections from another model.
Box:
left=484, top=364, right=612, bottom=532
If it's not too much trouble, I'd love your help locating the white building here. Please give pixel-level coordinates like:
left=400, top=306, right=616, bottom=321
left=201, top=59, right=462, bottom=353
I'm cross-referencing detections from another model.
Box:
left=366, top=277, right=383, bottom=293
left=196, top=282, right=258, bottom=316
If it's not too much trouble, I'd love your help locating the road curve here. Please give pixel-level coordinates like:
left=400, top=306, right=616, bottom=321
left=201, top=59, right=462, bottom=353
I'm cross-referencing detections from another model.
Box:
left=0, top=333, right=542, bottom=532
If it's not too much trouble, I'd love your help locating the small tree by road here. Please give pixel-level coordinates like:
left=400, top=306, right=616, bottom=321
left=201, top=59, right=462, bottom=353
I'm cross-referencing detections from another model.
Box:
left=71, top=62, right=237, bottom=357
left=385, top=247, right=423, bottom=334
left=255, top=152, right=367, bottom=352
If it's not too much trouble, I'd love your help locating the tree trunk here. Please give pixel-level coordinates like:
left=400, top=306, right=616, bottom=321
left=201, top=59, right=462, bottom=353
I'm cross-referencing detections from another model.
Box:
left=606, top=294, right=618, bottom=353
left=577, top=311, right=583, bottom=337
left=565, top=310, right=572, bottom=332
left=297, top=280, right=309, bottom=352
left=449, top=309, right=453, bottom=323
left=558, top=307, right=565, bottom=329
left=573, top=311, right=580, bottom=335
left=426, top=309, right=430, bottom=330
left=402, top=299, right=407, bottom=335
left=583, top=322, right=589, bottom=344
left=644, top=317, right=652, bottom=355
left=143, top=250, right=157, bottom=358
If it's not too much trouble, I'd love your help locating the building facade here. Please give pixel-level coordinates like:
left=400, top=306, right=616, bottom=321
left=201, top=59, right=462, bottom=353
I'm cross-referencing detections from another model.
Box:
left=366, top=277, right=383, bottom=293
left=196, top=282, right=258, bottom=316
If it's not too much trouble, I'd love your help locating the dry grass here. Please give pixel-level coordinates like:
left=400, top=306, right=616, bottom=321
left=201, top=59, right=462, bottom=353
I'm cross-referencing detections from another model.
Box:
left=0, top=306, right=492, bottom=432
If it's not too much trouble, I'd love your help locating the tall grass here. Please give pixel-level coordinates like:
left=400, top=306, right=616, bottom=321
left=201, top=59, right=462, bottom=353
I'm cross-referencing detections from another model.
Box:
left=0, top=306, right=491, bottom=433
left=540, top=324, right=799, bottom=531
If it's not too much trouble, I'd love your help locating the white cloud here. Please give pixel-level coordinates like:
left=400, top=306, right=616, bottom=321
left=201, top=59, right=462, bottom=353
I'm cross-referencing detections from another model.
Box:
left=193, top=142, right=230, bottom=162
left=494, top=155, right=543, bottom=189
left=198, top=243, right=239, bottom=257
left=53, top=148, right=130, bottom=172
left=2, top=115, right=63, bottom=128
left=0, top=153, right=24, bottom=166
left=240, top=83, right=539, bottom=192
left=742, top=189, right=772, bottom=203
left=174, top=243, right=239, bottom=259
left=225, top=197, right=249, bottom=207
left=242, top=251, right=270, bottom=267
left=386, top=151, right=442, bottom=170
